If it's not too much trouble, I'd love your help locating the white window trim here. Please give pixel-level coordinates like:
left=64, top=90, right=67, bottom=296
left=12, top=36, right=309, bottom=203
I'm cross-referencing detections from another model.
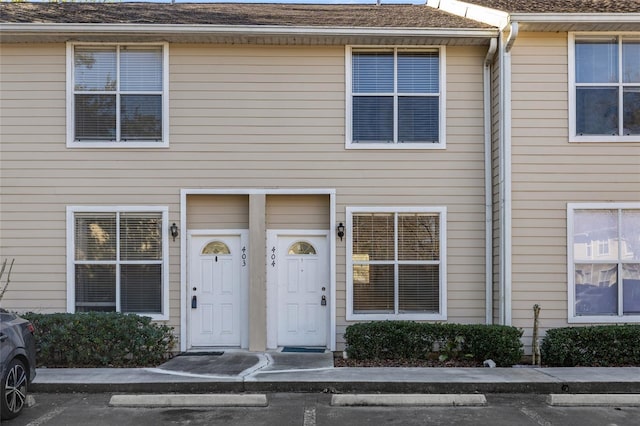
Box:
left=568, top=32, right=640, bottom=143
left=346, top=206, right=447, bottom=321
left=66, top=205, right=170, bottom=320
left=567, top=202, right=640, bottom=323
left=345, top=46, right=447, bottom=150
left=66, top=42, right=170, bottom=148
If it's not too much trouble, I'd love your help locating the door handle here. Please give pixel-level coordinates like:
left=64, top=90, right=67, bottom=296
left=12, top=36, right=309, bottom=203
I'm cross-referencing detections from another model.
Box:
left=321, top=295, right=327, bottom=306
left=191, top=295, right=197, bottom=309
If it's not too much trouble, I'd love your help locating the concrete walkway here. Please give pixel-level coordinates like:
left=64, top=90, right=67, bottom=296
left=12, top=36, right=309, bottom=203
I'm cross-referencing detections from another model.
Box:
left=31, top=350, right=640, bottom=394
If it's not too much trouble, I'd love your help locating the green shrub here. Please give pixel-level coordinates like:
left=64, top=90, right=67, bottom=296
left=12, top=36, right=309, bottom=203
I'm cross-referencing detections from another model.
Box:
left=22, top=312, right=176, bottom=367
left=541, top=325, right=640, bottom=367
left=344, top=321, right=524, bottom=367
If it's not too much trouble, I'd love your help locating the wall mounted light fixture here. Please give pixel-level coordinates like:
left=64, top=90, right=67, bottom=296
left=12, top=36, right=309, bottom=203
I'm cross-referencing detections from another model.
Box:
left=337, top=222, right=345, bottom=241
left=170, top=223, right=179, bottom=241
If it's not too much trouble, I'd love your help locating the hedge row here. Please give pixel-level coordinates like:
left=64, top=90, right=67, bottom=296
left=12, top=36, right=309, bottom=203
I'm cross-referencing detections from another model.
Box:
left=343, top=321, right=524, bottom=367
left=541, top=325, right=640, bottom=367
left=23, top=312, right=176, bottom=367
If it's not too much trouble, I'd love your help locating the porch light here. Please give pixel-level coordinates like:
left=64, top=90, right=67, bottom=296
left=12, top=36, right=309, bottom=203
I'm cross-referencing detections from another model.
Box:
left=337, top=222, right=345, bottom=241
left=170, top=223, right=179, bottom=241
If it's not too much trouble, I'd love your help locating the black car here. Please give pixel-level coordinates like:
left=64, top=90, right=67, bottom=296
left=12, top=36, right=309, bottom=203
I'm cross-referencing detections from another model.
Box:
left=0, top=308, right=36, bottom=420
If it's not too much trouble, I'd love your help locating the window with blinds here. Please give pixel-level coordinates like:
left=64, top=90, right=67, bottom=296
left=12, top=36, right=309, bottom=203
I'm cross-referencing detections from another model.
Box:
left=349, top=47, right=442, bottom=147
left=71, top=44, right=165, bottom=145
left=73, top=211, right=164, bottom=315
left=348, top=208, right=445, bottom=319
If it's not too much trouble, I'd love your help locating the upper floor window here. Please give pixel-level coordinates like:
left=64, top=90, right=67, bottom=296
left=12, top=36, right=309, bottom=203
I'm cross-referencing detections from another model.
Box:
left=346, top=47, right=446, bottom=149
left=67, top=43, right=169, bottom=148
left=570, top=34, right=640, bottom=142
left=568, top=203, right=640, bottom=322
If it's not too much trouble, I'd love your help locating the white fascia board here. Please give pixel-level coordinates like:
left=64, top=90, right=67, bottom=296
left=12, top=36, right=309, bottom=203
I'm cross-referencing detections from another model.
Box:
left=0, top=23, right=498, bottom=38
left=510, top=13, right=640, bottom=24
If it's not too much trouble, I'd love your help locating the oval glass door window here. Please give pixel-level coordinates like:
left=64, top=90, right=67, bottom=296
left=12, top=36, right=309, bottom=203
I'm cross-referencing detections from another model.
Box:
left=202, top=241, right=231, bottom=255
left=288, top=241, right=316, bottom=255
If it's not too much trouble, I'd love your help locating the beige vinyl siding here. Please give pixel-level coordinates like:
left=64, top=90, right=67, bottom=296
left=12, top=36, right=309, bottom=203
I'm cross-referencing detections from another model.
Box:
left=186, top=195, right=249, bottom=229
left=1, top=42, right=489, bottom=349
left=266, top=195, right=330, bottom=230
left=0, top=44, right=67, bottom=313
left=509, top=32, right=640, bottom=352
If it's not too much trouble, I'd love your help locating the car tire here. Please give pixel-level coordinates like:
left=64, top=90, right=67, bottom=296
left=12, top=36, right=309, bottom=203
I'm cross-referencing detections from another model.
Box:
left=0, top=358, right=28, bottom=420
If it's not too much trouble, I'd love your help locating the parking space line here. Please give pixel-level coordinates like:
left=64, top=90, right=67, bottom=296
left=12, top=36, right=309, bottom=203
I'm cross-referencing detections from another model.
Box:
left=25, top=405, right=67, bottom=426
left=303, top=407, right=316, bottom=426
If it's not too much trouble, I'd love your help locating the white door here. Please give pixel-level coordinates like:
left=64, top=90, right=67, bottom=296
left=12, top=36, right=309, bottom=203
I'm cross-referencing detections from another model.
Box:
left=275, top=234, right=329, bottom=347
left=189, top=235, right=242, bottom=347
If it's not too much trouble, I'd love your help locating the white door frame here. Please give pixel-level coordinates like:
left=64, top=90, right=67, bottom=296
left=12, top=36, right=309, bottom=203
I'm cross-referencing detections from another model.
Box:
left=266, top=229, right=330, bottom=349
left=180, top=188, right=337, bottom=352
left=187, top=229, right=249, bottom=349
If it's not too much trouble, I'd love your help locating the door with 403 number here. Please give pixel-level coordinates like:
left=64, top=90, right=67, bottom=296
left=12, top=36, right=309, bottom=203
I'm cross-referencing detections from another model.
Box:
left=189, top=235, right=242, bottom=347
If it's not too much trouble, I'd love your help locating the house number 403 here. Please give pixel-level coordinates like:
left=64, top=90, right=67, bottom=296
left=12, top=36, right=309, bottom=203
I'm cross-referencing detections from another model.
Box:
left=241, top=246, right=247, bottom=267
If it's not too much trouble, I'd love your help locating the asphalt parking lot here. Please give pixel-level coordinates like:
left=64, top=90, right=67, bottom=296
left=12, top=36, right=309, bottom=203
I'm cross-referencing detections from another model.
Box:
left=6, top=392, right=640, bottom=426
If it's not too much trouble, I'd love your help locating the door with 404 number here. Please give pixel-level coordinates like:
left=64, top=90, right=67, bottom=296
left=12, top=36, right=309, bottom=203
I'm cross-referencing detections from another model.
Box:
left=276, top=234, right=329, bottom=347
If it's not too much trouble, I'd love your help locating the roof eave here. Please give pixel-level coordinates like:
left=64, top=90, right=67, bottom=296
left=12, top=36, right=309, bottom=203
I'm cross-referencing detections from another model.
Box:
left=0, top=23, right=499, bottom=36
left=509, top=14, right=640, bottom=32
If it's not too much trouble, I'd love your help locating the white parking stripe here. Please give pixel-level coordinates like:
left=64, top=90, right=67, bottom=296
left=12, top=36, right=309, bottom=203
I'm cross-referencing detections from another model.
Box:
left=25, top=406, right=67, bottom=426
left=303, top=407, right=316, bottom=426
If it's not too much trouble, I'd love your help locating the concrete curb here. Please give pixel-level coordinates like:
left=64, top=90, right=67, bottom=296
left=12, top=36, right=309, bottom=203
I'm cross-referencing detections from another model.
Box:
left=30, top=381, right=640, bottom=395
left=109, top=393, right=268, bottom=407
left=331, top=394, right=487, bottom=406
left=547, top=394, right=640, bottom=406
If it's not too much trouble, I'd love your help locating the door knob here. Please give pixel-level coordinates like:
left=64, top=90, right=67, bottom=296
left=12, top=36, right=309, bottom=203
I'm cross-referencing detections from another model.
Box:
left=321, top=295, right=327, bottom=306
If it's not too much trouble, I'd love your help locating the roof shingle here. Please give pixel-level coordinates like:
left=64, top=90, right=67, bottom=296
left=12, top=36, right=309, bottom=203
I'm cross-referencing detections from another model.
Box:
left=0, top=3, right=493, bottom=29
left=460, top=0, right=640, bottom=14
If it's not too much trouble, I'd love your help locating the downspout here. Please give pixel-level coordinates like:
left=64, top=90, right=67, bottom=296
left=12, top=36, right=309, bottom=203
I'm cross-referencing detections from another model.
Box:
left=484, top=37, right=497, bottom=325
left=500, top=21, right=518, bottom=325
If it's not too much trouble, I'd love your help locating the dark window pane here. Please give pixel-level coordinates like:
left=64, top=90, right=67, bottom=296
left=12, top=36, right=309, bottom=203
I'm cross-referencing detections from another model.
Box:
left=576, top=87, right=618, bottom=136
left=622, top=39, right=640, bottom=83
left=75, top=264, right=116, bottom=312
left=575, top=39, right=618, bottom=83
left=398, top=214, right=439, bottom=261
left=120, top=213, right=162, bottom=261
left=623, top=264, right=640, bottom=315
left=398, top=264, right=439, bottom=313
left=398, top=96, right=439, bottom=142
left=121, top=95, right=162, bottom=141
left=74, top=47, right=117, bottom=91
left=120, top=264, right=162, bottom=313
left=353, top=213, right=394, bottom=261
left=352, top=96, right=393, bottom=142
left=75, top=214, right=116, bottom=261
left=398, top=51, right=439, bottom=93
left=352, top=52, right=393, bottom=93
left=623, top=88, right=640, bottom=135
left=575, top=263, right=618, bottom=316
left=75, top=94, right=116, bottom=140
left=353, top=264, right=394, bottom=313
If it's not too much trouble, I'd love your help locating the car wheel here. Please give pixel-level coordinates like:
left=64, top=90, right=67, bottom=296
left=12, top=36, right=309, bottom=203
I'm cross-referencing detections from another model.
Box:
left=1, top=358, right=28, bottom=420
